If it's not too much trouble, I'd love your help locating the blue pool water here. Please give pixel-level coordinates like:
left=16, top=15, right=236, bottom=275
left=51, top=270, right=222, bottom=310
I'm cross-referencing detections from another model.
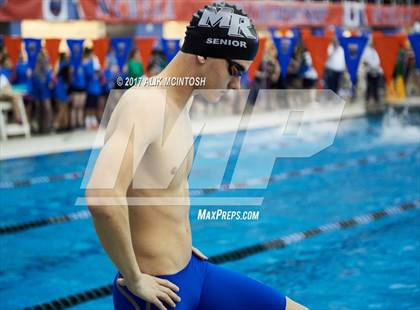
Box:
left=0, top=114, right=419, bottom=310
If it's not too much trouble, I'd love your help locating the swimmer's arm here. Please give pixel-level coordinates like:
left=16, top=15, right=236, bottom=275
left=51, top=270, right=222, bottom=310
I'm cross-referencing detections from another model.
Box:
left=86, top=96, right=160, bottom=282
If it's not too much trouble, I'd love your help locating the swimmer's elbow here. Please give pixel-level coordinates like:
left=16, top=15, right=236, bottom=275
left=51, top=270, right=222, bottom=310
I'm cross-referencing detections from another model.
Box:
left=85, top=188, right=126, bottom=216
left=85, top=188, right=104, bottom=215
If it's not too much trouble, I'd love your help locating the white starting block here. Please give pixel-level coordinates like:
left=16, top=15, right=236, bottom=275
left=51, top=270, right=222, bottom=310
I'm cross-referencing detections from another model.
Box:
left=0, top=99, right=31, bottom=140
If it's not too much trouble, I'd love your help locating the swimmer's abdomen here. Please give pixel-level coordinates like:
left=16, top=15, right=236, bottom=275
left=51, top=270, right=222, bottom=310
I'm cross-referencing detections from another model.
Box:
left=129, top=204, right=192, bottom=276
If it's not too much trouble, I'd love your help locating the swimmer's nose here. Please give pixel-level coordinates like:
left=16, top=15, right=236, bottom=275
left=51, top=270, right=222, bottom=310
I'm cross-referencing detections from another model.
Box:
left=228, top=76, right=241, bottom=90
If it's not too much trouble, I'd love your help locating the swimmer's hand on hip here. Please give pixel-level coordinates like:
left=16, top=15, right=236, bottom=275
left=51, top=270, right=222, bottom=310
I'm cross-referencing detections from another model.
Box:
left=117, top=273, right=181, bottom=310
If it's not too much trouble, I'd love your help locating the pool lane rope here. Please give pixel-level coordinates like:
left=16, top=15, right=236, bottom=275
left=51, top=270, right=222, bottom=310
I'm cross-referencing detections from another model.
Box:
left=0, top=172, right=83, bottom=189
left=1, top=148, right=417, bottom=190
left=24, top=285, right=113, bottom=310
left=0, top=210, right=90, bottom=235
left=1, top=148, right=418, bottom=235
left=23, top=200, right=420, bottom=309
left=192, top=148, right=418, bottom=194
left=209, top=200, right=420, bottom=264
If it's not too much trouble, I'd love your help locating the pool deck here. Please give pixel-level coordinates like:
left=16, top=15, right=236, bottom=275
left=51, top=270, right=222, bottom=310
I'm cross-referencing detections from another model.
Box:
left=0, top=102, right=365, bottom=160
left=386, top=97, right=420, bottom=111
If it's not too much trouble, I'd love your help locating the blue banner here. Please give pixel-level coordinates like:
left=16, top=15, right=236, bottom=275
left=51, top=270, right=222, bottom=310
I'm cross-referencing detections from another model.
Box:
left=272, top=36, right=298, bottom=80
left=408, top=33, right=420, bottom=71
left=161, top=38, right=180, bottom=62
left=23, top=38, right=41, bottom=71
left=338, top=36, right=368, bottom=85
left=111, top=37, right=132, bottom=72
left=67, top=39, right=84, bottom=68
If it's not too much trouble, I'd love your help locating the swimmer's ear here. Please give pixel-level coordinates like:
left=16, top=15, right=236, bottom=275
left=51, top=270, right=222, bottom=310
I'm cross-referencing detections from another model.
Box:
left=196, top=55, right=207, bottom=64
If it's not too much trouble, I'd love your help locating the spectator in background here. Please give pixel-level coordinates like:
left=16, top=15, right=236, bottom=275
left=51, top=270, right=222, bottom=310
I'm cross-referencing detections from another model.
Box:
left=301, top=48, right=318, bottom=89
left=266, top=56, right=280, bottom=110
left=84, top=48, right=101, bottom=129
left=53, top=56, right=71, bottom=131
left=97, top=60, right=118, bottom=122
left=69, top=48, right=88, bottom=128
left=0, top=54, right=12, bottom=82
left=362, top=42, right=382, bottom=106
left=249, top=60, right=267, bottom=106
left=405, top=40, right=420, bottom=96
left=32, top=51, right=53, bottom=133
left=301, top=48, right=318, bottom=104
left=58, top=52, right=69, bottom=71
left=15, top=53, right=29, bottom=85
left=397, top=42, right=412, bottom=83
left=0, top=67, right=23, bottom=123
left=394, top=42, right=412, bottom=99
left=100, top=60, right=120, bottom=126
left=324, top=38, right=346, bottom=94
left=252, top=61, right=269, bottom=89
left=148, top=48, right=167, bottom=75
left=147, top=62, right=162, bottom=77
left=266, top=60, right=280, bottom=87
left=102, top=59, right=118, bottom=100
left=277, top=42, right=303, bottom=89
left=106, top=47, right=118, bottom=69
left=248, top=52, right=279, bottom=108
left=265, top=46, right=280, bottom=90
left=128, top=49, right=144, bottom=79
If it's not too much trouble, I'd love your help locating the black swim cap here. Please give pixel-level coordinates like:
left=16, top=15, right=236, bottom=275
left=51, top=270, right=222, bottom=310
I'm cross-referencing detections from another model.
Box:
left=181, top=2, right=259, bottom=61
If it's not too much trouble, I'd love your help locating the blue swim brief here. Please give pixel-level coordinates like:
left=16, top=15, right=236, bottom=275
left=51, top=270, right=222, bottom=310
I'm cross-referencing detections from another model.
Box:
left=113, top=251, right=286, bottom=310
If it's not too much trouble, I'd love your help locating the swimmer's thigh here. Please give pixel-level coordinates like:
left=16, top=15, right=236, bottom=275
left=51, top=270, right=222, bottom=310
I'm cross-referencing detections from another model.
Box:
left=197, top=263, right=286, bottom=310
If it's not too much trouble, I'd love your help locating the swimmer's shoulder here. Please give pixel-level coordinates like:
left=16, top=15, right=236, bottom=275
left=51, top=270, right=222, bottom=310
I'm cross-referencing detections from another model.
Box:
left=106, top=87, right=167, bottom=140
left=117, top=86, right=166, bottom=117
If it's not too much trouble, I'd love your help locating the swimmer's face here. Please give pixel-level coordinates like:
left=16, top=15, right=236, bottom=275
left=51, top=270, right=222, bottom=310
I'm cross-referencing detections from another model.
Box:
left=197, top=56, right=252, bottom=102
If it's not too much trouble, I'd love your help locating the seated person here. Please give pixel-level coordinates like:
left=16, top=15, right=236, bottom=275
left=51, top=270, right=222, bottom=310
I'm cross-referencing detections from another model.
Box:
left=0, top=72, right=23, bottom=123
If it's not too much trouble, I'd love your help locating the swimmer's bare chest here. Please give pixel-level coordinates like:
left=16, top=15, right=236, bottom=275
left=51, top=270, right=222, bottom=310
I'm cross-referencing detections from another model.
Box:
left=126, top=109, right=195, bottom=271
left=127, top=108, right=194, bottom=208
